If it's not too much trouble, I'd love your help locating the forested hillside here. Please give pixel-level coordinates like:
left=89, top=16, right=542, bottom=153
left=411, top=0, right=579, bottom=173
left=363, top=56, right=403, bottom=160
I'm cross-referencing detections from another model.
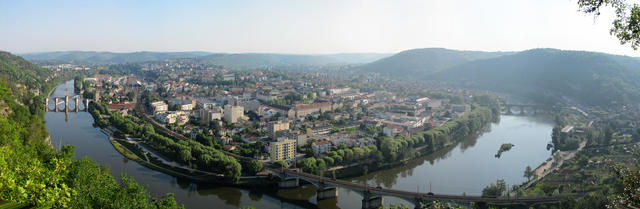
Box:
left=353, top=48, right=511, bottom=76
left=0, top=52, right=181, bottom=208
left=431, top=49, right=640, bottom=107
left=21, top=51, right=211, bottom=64
left=22, top=51, right=389, bottom=69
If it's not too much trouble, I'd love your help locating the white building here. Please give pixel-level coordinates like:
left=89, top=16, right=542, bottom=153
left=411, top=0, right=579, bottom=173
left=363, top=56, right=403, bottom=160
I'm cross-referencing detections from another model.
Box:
left=180, top=103, right=194, bottom=111
left=224, top=105, right=246, bottom=123
left=151, top=101, right=168, bottom=114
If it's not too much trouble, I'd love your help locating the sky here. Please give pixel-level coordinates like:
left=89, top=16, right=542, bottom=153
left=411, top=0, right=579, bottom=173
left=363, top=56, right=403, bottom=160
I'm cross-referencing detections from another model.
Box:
left=1, top=0, right=639, bottom=56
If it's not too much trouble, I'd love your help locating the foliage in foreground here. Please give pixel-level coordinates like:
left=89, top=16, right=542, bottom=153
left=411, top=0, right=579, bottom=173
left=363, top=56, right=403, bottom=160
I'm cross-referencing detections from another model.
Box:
left=0, top=61, right=182, bottom=208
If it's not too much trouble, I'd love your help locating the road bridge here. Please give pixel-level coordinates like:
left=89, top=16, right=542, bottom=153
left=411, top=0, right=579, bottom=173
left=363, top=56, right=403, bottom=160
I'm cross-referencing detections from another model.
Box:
left=271, top=168, right=574, bottom=209
left=503, top=104, right=553, bottom=116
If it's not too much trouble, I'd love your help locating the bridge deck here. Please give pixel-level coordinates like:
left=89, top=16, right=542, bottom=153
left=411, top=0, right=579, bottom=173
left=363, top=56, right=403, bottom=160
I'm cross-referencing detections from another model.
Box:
left=277, top=168, right=573, bottom=204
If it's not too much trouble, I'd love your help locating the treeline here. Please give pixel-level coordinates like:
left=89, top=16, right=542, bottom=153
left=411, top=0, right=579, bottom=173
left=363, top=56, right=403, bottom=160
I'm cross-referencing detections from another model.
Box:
left=297, top=105, right=498, bottom=173
left=297, top=144, right=379, bottom=175
left=91, top=102, right=242, bottom=182
left=380, top=105, right=497, bottom=161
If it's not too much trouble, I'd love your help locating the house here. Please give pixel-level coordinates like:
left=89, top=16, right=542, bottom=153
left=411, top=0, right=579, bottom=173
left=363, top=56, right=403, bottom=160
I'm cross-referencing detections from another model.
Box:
left=150, top=101, right=168, bottom=114
left=267, top=120, right=290, bottom=137
left=311, top=140, right=331, bottom=157
left=96, top=74, right=112, bottom=81
left=179, top=103, right=194, bottom=111
left=383, top=125, right=402, bottom=137
left=198, top=108, right=222, bottom=123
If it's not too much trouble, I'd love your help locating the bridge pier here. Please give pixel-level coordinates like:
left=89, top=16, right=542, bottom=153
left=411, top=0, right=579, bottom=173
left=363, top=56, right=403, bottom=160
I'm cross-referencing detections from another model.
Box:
left=75, top=97, right=80, bottom=112
left=65, top=89, right=69, bottom=112
left=505, top=105, right=513, bottom=115
left=316, top=183, right=338, bottom=201
left=277, top=177, right=299, bottom=188
left=55, top=98, right=59, bottom=112
left=361, top=192, right=383, bottom=209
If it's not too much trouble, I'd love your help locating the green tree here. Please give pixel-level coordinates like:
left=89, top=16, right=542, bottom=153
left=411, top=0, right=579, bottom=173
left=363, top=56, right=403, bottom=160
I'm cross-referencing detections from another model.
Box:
left=247, top=160, right=263, bottom=175
left=481, top=179, right=506, bottom=198
left=274, top=160, right=289, bottom=169
left=524, top=166, right=534, bottom=181
left=610, top=166, right=640, bottom=207
left=578, top=0, right=640, bottom=49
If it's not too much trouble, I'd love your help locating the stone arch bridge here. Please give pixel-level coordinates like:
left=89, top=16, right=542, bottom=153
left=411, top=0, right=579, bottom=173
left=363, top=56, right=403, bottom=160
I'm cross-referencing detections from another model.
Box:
left=503, top=104, right=553, bottom=115
left=44, top=88, right=93, bottom=113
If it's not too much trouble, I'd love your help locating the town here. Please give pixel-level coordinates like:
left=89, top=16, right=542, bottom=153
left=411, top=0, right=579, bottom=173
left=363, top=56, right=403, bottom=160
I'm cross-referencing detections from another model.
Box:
left=77, top=59, right=477, bottom=166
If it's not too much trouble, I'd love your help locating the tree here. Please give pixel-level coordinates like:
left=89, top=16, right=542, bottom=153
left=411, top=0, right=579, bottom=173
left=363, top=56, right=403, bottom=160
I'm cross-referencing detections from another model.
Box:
left=481, top=179, right=506, bottom=198
left=524, top=166, right=534, bottom=181
left=274, top=160, right=288, bottom=169
left=578, top=0, right=640, bottom=49
left=604, top=126, right=614, bottom=145
left=610, top=166, right=640, bottom=207
left=247, top=160, right=263, bottom=175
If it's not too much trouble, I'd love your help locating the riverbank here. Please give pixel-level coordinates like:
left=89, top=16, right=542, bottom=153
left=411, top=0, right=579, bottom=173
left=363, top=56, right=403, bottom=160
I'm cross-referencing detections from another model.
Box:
left=101, top=123, right=277, bottom=187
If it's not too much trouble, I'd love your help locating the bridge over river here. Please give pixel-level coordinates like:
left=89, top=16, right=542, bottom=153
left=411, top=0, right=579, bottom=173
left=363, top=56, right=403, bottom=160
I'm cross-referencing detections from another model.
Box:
left=44, top=88, right=93, bottom=121
left=503, top=104, right=555, bottom=116
left=271, top=168, right=575, bottom=209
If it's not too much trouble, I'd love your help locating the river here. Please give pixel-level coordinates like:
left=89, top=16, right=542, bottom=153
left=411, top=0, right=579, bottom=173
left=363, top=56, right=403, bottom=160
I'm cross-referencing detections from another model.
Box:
left=45, top=80, right=554, bottom=209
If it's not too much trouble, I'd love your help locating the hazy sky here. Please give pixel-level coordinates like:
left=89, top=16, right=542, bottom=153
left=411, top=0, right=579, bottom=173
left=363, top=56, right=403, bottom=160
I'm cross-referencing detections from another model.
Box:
left=1, top=0, right=639, bottom=56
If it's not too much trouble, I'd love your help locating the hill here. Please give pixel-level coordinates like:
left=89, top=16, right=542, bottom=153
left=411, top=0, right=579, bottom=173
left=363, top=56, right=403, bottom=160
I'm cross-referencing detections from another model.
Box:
left=21, top=51, right=389, bottom=68
left=353, top=48, right=512, bottom=76
left=431, top=48, right=640, bottom=106
left=0, top=52, right=54, bottom=96
left=0, top=51, right=181, bottom=208
left=194, top=53, right=389, bottom=69
left=21, top=51, right=212, bottom=64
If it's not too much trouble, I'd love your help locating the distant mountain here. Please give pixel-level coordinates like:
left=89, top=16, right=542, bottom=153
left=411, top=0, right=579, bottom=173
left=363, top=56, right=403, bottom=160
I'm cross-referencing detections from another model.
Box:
left=195, top=53, right=389, bottom=69
left=21, top=51, right=212, bottom=64
left=353, top=48, right=512, bottom=76
left=431, top=48, right=640, bottom=106
left=21, top=51, right=390, bottom=68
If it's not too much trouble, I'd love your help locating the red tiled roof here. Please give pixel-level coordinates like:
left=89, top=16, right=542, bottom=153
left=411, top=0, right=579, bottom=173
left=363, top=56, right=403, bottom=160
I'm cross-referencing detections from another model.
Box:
left=107, top=103, right=135, bottom=110
left=295, top=102, right=331, bottom=110
left=314, top=141, right=330, bottom=145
